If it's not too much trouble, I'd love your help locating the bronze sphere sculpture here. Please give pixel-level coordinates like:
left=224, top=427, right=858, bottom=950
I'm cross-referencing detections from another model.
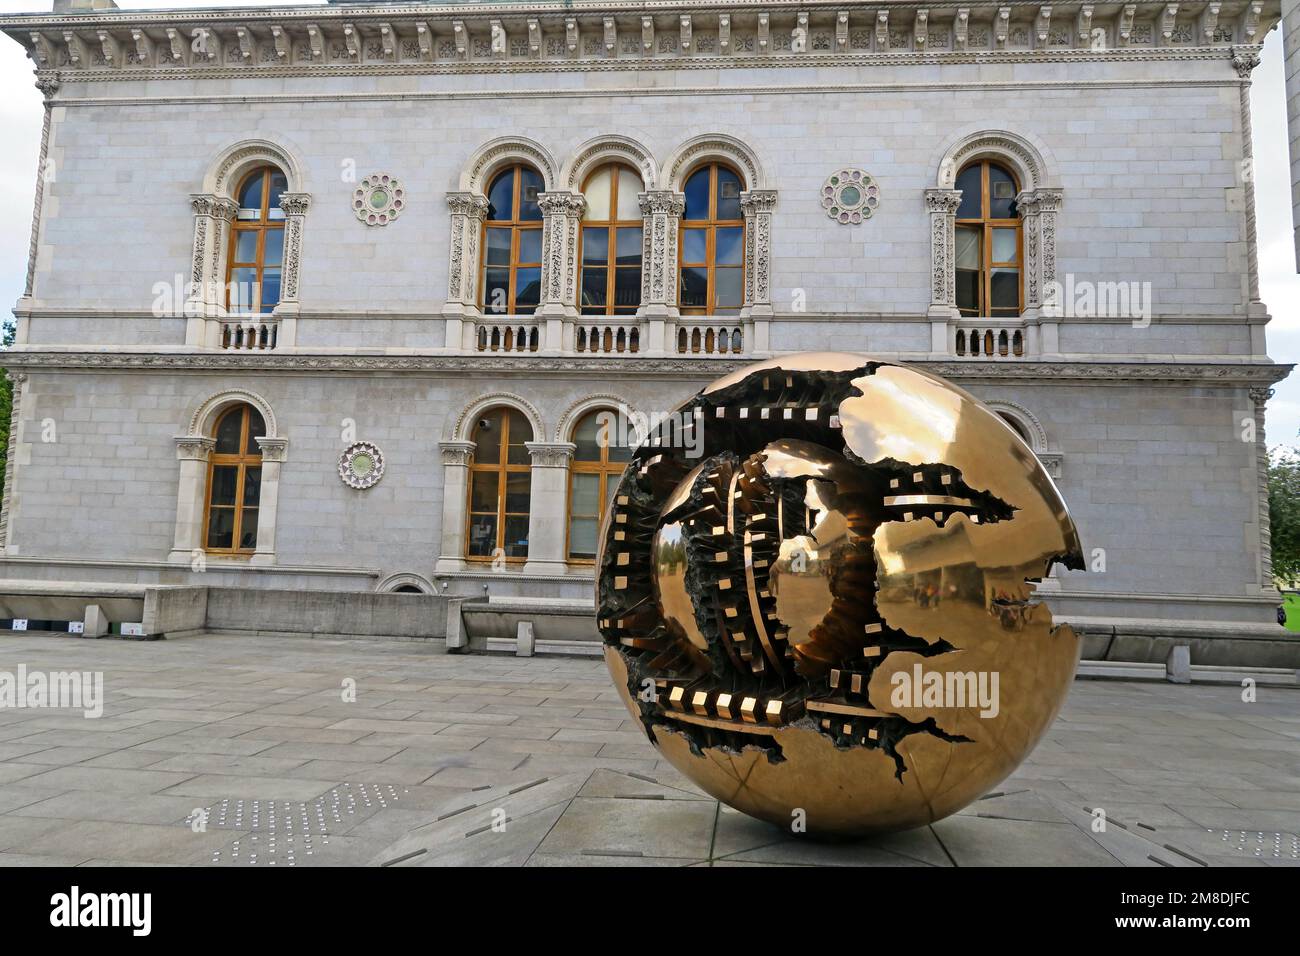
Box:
left=596, top=353, right=1084, bottom=836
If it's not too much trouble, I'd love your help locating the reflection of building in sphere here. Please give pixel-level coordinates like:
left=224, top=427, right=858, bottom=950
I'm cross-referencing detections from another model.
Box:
left=596, top=353, right=1084, bottom=836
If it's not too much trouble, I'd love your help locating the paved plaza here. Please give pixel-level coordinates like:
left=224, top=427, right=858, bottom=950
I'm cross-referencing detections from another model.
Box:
left=0, top=632, right=1296, bottom=867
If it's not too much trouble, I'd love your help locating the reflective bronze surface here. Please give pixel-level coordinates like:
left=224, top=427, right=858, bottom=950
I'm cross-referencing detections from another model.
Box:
left=597, top=353, right=1084, bottom=836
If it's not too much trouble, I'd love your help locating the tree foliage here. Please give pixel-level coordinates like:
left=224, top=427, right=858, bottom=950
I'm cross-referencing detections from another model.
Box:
left=1268, top=446, right=1300, bottom=588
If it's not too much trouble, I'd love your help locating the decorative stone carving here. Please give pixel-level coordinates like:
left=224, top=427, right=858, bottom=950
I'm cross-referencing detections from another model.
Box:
left=444, top=192, right=489, bottom=310
left=638, top=190, right=686, bottom=315
left=353, top=174, right=404, bottom=226
left=537, top=191, right=586, bottom=312
left=526, top=441, right=576, bottom=468
left=821, top=168, right=880, bottom=224
left=740, top=190, right=777, bottom=314
left=439, top=440, right=476, bottom=466
left=338, top=440, right=385, bottom=489
left=924, top=188, right=961, bottom=311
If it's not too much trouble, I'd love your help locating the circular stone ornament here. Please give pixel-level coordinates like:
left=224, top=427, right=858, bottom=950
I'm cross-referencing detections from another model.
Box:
left=821, top=168, right=880, bottom=224
left=338, top=442, right=385, bottom=490
left=353, top=174, right=405, bottom=226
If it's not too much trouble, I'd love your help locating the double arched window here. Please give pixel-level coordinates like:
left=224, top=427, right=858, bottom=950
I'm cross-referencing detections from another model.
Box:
left=466, top=407, right=533, bottom=561
left=567, top=410, right=633, bottom=561
left=580, top=164, right=643, bottom=316
left=482, top=164, right=544, bottom=316
left=203, top=403, right=265, bottom=554
left=227, top=166, right=287, bottom=315
left=679, top=162, right=745, bottom=316
left=955, top=160, right=1022, bottom=318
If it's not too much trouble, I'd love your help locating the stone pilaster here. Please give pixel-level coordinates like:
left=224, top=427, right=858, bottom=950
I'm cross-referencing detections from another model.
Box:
left=1233, top=46, right=1266, bottom=316
left=637, top=190, right=685, bottom=353
left=739, top=189, right=777, bottom=317
left=21, top=79, right=58, bottom=304
left=251, top=436, right=288, bottom=564
left=536, top=191, right=585, bottom=350
left=434, top=440, right=476, bottom=572
left=1249, top=386, right=1276, bottom=591
left=169, top=435, right=216, bottom=561
left=523, top=441, right=576, bottom=575
left=443, top=192, right=489, bottom=349
left=185, top=195, right=238, bottom=341
left=0, top=372, right=26, bottom=552
left=924, top=188, right=962, bottom=350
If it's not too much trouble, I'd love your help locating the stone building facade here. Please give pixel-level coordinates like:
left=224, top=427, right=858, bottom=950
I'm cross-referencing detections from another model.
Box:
left=0, top=0, right=1292, bottom=660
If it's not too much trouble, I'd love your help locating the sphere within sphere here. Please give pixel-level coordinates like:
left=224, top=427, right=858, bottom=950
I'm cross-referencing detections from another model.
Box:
left=596, top=353, right=1084, bottom=836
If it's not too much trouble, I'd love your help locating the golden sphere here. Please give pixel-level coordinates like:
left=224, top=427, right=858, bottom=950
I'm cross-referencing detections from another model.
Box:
left=597, top=353, right=1084, bottom=836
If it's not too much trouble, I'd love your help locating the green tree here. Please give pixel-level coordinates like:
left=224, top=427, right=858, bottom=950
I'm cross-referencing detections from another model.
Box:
left=1268, top=446, right=1300, bottom=588
left=0, top=317, right=13, bottom=501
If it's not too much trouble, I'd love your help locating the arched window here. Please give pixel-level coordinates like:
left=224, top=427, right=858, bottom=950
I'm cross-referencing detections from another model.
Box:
left=466, top=407, right=533, bottom=561
left=580, top=164, right=643, bottom=316
left=955, top=160, right=1022, bottom=318
left=481, top=164, right=544, bottom=316
left=679, top=162, right=745, bottom=316
left=203, top=403, right=265, bottom=554
left=567, top=410, right=633, bottom=561
left=227, top=165, right=287, bottom=314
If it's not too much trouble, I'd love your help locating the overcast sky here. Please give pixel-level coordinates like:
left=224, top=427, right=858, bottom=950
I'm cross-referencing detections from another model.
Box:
left=0, top=0, right=1296, bottom=450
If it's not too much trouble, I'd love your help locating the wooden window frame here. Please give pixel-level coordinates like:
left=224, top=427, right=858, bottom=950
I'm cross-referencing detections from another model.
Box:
left=465, top=409, right=532, bottom=563
left=955, top=160, right=1024, bottom=319
left=678, top=162, right=746, bottom=316
left=565, top=410, right=627, bottom=563
left=479, top=164, right=544, bottom=317
left=578, top=163, right=644, bottom=317
left=202, top=404, right=263, bottom=557
left=226, top=166, right=286, bottom=315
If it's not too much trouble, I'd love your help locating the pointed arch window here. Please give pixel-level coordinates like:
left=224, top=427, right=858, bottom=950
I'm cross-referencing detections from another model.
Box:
left=467, top=408, right=533, bottom=561
left=481, top=164, right=544, bottom=316
left=203, top=404, right=265, bottom=554
left=955, top=160, right=1023, bottom=318
left=567, top=410, right=633, bottom=561
left=227, top=166, right=287, bottom=314
left=679, top=162, right=745, bottom=316
left=580, top=164, right=644, bottom=315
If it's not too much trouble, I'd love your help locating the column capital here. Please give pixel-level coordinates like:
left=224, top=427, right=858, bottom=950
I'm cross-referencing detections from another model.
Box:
left=190, top=194, right=238, bottom=220
left=1232, top=45, right=1261, bottom=79
left=923, top=188, right=962, bottom=214
left=740, top=189, right=778, bottom=214
left=447, top=191, right=490, bottom=219
left=278, top=192, right=312, bottom=217
left=639, top=190, right=685, bottom=216
left=173, top=435, right=216, bottom=462
left=537, top=190, right=586, bottom=217
left=255, top=436, right=289, bottom=462
left=526, top=441, right=576, bottom=468
left=439, top=440, right=477, bottom=466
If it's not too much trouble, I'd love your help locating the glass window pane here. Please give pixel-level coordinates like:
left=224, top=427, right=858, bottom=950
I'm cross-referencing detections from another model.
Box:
left=243, top=466, right=262, bottom=506
left=990, top=268, right=1020, bottom=310
left=956, top=270, right=980, bottom=314
left=956, top=165, right=983, bottom=219
left=583, top=227, right=609, bottom=265
left=616, top=168, right=642, bottom=221
left=473, top=410, right=503, bottom=462
left=487, top=169, right=515, bottom=221
left=581, top=268, right=608, bottom=308
left=571, top=472, right=600, bottom=515
left=486, top=227, right=512, bottom=265
left=519, top=168, right=543, bottom=221
left=237, top=172, right=264, bottom=214
left=683, top=168, right=710, bottom=220
left=210, top=465, right=239, bottom=505
left=573, top=413, right=607, bottom=461
left=584, top=168, right=612, bottom=220
left=506, top=407, right=533, bottom=445
left=992, top=227, right=1017, bottom=263
left=955, top=226, right=981, bottom=271
left=614, top=267, right=641, bottom=309
left=505, top=472, right=531, bottom=512
left=267, top=171, right=287, bottom=212
left=262, top=228, right=284, bottom=267
left=467, top=514, right=497, bottom=556
left=716, top=227, right=744, bottom=265
left=615, top=227, right=642, bottom=265
left=206, top=508, right=234, bottom=549
left=680, top=267, right=708, bottom=308
left=608, top=439, right=633, bottom=463
left=681, top=228, right=707, bottom=264
left=238, top=507, right=259, bottom=550
left=246, top=410, right=265, bottom=453
left=259, top=270, right=281, bottom=313
left=716, top=167, right=743, bottom=220
left=503, top=515, right=529, bottom=558
left=715, top=267, right=744, bottom=308
left=517, top=228, right=543, bottom=264
left=214, top=413, right=243, bottom=454
left=470, top=471, right=500, bottom=512
left=233, top=230, right=258, bottom=263
left=569, top=517, right=598, bottom=560
left=228, top=268, right=257, bottom=312
left=483, top=269, right=510, bottom=314
left=989, top=164, right=1017, bottom=218
left=266, top=206, right=285, bottom=222
left=514, top=268, right=542, bottom=310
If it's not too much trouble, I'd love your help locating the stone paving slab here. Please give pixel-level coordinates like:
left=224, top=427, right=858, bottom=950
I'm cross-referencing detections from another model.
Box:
left=0, top=632, right=1297, bottom=867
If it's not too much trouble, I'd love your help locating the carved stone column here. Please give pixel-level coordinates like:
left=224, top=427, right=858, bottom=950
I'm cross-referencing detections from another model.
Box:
left=1030, top=188, right=1063, bottom=355
left=0, top=373, right=26, bottom=552
left=523, top=442, right=576, bottom=576
left=1249, top=386, right=1276, bottom=591
left=185, top=195, right=238, bottom=342
left=275, top=193, right=311, bottom=347
left=443, top=193, right=489, bottom=351
left=1233, top=47, right=1267, bottom=318
left=19, top=78, right=58, bottom=313
left=537, top=191, right=585, bottom=351
left=251, top=437, right=288, bottom=564
left=637, top=190, right=685, bottom=353
left=169, top=436, right=216, bottom=562
left=435, top=440, right=476, bottom=573
left=740, top=189, right=777, bottom=352
left=924, top=188, right=962, bottom=351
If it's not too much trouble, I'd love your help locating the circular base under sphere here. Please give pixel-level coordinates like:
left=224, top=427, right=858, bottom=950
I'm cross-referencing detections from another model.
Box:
left=596, top=353, right=1084, bottom=836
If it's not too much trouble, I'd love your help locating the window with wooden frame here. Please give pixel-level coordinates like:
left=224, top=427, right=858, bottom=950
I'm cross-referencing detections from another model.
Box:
left=227, top=166, right=287, bottom=314
left=955, top=160, right=1023, bottom=318
left=203, top=404, right=266, bottom=555
left=580, top=164, right=643, bottom=316
left=567, top=410, right=633, bottom=561
left=466, top=408, right=533, bottom=561
left=481, top=164, right=544, bottom=316
left=679, top=162, right=745, bottom=316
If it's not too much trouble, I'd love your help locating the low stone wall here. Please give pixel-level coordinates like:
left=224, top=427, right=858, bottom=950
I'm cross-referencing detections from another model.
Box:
left=203, top=587, right=449, bottom=641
